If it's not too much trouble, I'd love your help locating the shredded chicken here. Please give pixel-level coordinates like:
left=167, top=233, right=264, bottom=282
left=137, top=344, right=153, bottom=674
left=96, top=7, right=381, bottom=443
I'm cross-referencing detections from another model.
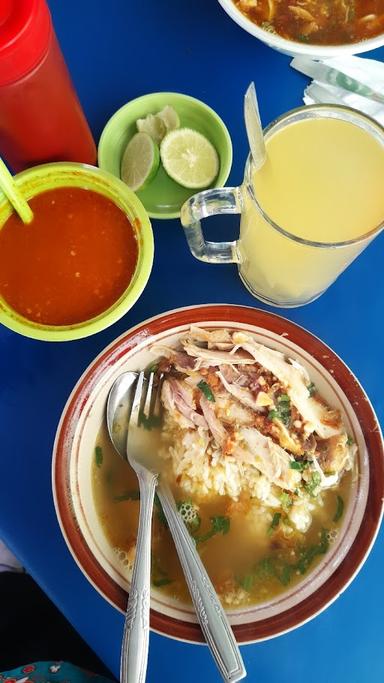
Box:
left=289, top=5, right=316, bottom=21
left=199, top=395, right=227, bottom=446
left=161, top=378, right=207, bottom=429
left=182, top=341, right=255, bottom=366
left=154, top=327, right=356, bottom=528
left=230, top=332, right=343, bottom=439
left=317, top=433, right=356, bottom=474
left=234, top=426, right=301, bottom=491
left=217, top=369, right=265, bottom=412
left=188, top=326, right=233, bottom=349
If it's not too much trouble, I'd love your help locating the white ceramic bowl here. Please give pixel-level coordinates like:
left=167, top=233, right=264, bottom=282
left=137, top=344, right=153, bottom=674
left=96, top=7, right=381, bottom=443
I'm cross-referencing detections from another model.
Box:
left=217, top=0, right=384, bottom=57
left=53, top=305, right=384, bottom=644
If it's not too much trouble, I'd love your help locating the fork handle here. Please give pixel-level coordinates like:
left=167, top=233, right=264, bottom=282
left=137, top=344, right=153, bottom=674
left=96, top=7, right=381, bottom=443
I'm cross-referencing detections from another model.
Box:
left=157, top=482, right=246, bottom=682
left=121, top=469, right=157, bottom=683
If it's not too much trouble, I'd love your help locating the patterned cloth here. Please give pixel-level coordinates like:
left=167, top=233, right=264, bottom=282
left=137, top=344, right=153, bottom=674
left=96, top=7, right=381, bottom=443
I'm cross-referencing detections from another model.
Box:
left=0, top=662, right=114, bottom=683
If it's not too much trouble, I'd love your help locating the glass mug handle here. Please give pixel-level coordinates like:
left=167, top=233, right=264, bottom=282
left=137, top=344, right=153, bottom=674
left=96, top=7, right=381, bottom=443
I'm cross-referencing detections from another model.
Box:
left=180, top=186, right=242, bottom=264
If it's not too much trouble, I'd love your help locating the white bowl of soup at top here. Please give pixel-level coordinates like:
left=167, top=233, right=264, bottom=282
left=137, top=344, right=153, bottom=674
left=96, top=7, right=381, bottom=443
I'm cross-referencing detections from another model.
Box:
left=52, top=305, right=384, bottom=644
left=217, top=0, right=384, bottom=57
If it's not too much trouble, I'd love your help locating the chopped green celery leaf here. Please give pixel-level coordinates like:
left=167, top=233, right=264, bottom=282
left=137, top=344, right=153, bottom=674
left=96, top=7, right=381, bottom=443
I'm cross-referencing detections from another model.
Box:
left=95, top=446, right=103, bottom=467
left=151, top=556, right=173, bottom=587
left=211, top=515, right=230, bottom=534
left=319, top=528, right=329, bottom=552
left=197, top=380, right=215, bottom=402
left=279, top=393, right=290, bottom=402
left=333, top=495, right=344, bottom=522
left=297, top=528, right=329, bottom=573
left=138, top=410, right=162, bottom=430
left=114, top=490, right=140, bottom=502
left=280, top=492, right=293, bottom=512
left=305, top=471, right=322, bottom=496
left=242, top=527, right=330, bottom=589
left=188, top=515, right=201, bottom=531
left=297, top=547, right=317, bottom=574
left=269, top=394, right=291, bottom=426
left=279, top=412, right=291, bottom=427
left=256, top=557, right=276, bottom=579
left=151, top=554, right=167, bottom=576
left=268, top=512, right=281, bottom=535
left=243, top=559, right=275, bottom=587
left=195, top=515, right=230, bottom=543
left=154, top=493, right=168, bottom=526
left=146, top=360, right=159, bottom=373
left=280, top=564, right=292, bottom=586
left=307, top=382, right=316, bottom=397
left=152, top=577, right=173, bottom=587
left=289, top=460, right=308, bottom=471
left=238, top=574, right=255, bottom=592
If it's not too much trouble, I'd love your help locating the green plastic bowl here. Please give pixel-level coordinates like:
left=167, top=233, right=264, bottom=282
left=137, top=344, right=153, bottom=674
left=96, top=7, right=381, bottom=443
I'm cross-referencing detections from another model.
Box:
left=0, top=162, right=154, bottom=342
left=98, top=92, right=233, bottom=220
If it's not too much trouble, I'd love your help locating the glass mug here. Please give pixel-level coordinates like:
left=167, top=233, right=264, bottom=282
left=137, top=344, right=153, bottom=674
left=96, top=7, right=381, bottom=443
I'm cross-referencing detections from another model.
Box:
left=181, top=105, right=384, bottom=307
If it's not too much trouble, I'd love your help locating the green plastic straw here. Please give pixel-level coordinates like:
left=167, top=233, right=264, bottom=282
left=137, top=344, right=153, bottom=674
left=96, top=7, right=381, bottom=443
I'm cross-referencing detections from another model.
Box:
left=0, top=158, right=33, bottom=224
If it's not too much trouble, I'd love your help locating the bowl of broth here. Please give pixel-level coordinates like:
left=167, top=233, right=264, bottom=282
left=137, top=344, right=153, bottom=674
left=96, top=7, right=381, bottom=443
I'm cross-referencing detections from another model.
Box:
left=0, top=162, right=153, bottom=341
left=53, top=305, right=384, bottom=643
left=217, top=0, right=384, bottom=56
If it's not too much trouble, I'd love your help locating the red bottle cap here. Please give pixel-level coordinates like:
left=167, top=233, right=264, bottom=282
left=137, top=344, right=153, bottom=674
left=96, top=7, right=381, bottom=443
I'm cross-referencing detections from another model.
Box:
left=0, top=0, right=52, bottom=87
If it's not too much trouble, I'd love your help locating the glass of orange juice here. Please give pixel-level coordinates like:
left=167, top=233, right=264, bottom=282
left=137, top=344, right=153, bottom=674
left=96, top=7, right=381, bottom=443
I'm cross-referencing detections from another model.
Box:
left=181, top=105, right=384, bottom=307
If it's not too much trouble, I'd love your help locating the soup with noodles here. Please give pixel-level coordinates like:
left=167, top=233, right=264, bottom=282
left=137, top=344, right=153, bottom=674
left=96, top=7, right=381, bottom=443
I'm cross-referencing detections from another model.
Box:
left=233, top=0, right=384, bottom=45
left=92, top=327, right=357, bottom=608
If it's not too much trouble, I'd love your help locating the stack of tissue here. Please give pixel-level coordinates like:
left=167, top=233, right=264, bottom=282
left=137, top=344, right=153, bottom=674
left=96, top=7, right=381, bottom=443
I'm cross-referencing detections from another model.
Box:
left=291, top=55, right=384, bottom=125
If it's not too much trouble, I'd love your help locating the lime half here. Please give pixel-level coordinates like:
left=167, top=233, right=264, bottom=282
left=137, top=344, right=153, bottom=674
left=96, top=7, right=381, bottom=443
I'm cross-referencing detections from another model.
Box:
left=121, top=132, right=160, bottom=191
left=160, top=128, right=219, bottom=189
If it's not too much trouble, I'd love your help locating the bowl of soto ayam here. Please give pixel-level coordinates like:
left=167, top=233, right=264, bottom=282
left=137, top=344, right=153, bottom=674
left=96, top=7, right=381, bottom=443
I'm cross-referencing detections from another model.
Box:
left=53, top=304, right=384, bottom=642
left=217, top=0, right=384, bottom=57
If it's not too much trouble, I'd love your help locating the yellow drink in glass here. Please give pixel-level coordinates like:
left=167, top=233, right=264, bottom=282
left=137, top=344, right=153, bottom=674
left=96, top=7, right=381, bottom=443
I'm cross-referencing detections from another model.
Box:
left=181, top=105, right=384, bottom=307
left=239, top=107, right=384, bottom=306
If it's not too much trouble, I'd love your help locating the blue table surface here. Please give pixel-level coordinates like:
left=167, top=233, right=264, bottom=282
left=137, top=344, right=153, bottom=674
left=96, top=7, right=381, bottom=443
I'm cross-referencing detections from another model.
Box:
left=1, top=1, right=383, bottom=681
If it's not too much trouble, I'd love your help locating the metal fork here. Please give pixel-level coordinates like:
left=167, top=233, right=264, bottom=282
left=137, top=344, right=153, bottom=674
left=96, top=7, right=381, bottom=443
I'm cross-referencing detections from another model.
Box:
left=120, top=371, right=160, bottom=683
left=108, top=371, right=246, bottom=682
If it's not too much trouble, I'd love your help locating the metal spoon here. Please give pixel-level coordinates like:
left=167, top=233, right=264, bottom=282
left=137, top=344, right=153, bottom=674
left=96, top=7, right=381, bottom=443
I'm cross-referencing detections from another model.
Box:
left=244, top=81, right=266, bottom=170
left=107, top=372, right=246, bottom=683
left=109, top=371, right=161, bottom=683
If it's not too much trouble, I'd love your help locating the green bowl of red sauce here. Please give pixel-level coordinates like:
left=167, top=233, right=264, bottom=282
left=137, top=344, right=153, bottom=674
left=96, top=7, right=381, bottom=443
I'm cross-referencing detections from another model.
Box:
left=0, top=162, right=154, bottom=341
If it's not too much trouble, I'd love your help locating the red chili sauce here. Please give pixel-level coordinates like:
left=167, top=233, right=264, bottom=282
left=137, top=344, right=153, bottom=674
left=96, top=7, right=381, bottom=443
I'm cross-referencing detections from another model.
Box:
left=0, top=187, right=139, bottom=326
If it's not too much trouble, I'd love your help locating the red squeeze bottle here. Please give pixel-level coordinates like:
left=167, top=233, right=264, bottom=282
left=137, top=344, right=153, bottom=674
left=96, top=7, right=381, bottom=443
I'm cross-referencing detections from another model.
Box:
left=0, top=0, right=96, bottom=172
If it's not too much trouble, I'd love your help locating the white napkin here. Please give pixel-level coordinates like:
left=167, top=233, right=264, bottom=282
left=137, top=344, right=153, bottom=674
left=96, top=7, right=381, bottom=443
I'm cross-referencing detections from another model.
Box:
left=291, top=55, right=384, bottom=125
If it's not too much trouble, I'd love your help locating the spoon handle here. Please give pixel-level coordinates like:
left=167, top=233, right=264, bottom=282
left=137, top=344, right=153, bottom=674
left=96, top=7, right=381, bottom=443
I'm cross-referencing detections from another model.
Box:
left=244, top=81, right=266, bottom=171
left=157, top=483, right=246, bottom=683
left=120, top=469, right=157, bottom=683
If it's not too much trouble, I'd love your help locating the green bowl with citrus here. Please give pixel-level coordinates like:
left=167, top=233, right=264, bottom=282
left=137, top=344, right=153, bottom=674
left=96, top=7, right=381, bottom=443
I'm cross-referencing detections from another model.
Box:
left=98, top=92, right=233, bottom=220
